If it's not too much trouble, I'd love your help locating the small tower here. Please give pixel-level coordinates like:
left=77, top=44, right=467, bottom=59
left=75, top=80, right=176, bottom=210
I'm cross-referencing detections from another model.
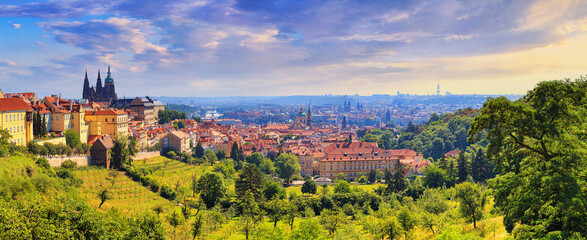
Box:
left=307, top=101, right=312, bottom=129
left=96, top=70, right=103, bottom=101
left=82, top=70, right=90, bottom=100
left=437, top=79, right=440, bottom=96
left=342, top=116, right=347, bottom=129
left=103, top=65, right=118, bottom=102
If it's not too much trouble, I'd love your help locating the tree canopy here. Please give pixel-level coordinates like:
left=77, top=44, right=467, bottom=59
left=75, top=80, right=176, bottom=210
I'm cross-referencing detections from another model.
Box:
left=469, top=77, right=587, bottom=239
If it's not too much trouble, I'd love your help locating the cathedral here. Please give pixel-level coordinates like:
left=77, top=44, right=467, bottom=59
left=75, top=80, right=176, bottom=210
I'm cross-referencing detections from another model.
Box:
left=82, top=66, right=117, bottom=102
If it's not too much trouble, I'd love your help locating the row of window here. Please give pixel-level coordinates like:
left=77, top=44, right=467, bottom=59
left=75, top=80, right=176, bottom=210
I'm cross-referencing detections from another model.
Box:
left=6, top=126, right=24, bottom=134
left=9, top=138, right=24, bottom=145
left=324, top=164, right=393, bottom=171
left=4, top=113, right=24, bottom=122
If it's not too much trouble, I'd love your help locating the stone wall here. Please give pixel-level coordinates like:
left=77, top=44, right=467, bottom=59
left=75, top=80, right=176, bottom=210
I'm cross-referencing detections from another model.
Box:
left=46, top=151, right=159, bottom=168
left=47, top=155, right=93, bottom=167
left=133, top=151, right=160, bottom=161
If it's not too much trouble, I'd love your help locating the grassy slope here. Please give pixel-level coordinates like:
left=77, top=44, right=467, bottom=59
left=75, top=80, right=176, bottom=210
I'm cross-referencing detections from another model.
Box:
left=71, top=156, right=509, bottom=239
left=75, top=168, right=176, bottom=214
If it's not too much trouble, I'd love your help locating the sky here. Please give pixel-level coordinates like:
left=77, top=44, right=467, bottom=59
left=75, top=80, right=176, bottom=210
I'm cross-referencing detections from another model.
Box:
left=1, top=0, right=587, bottom=98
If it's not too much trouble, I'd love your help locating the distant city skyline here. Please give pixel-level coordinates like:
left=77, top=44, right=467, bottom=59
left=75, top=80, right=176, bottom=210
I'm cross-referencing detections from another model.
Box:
left=1, top=0, right=587, bottom=98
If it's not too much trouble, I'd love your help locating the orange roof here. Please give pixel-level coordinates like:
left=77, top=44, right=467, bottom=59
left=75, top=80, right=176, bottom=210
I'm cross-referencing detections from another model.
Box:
left=86, top=109, right=126, bottom=115
left=0, top=98, right=32, bottom=112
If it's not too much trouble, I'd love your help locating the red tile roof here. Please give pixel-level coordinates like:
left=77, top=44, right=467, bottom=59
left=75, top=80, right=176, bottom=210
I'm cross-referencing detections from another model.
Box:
left=0, top=98, right=32, bottom=112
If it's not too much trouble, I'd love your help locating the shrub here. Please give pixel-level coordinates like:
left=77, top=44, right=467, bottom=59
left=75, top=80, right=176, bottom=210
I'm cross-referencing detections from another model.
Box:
left=160, top=184, right=177, bottom=200
left=358, top=176, right=367, bottom=184
left=61, top=160, right=77, bottom=169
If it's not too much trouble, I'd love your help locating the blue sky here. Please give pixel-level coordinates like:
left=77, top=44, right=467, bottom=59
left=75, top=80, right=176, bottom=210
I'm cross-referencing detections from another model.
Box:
left=1, top=0, right=587, bottom=98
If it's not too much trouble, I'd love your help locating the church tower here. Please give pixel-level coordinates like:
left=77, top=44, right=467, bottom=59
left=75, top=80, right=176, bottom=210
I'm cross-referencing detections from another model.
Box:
left=96, top=70, right=103, bottom=101
left=307, top=102, right=312, bottom=129
left=103, top=65, right=117, bottom=102
left=82, top=70, right=91, bottom=99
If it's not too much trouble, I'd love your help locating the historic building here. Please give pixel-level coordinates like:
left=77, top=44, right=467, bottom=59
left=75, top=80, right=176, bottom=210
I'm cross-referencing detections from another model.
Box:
left=318, top=141, right=426, bottom=179
left=82, top=66, right=118, bottom=102
left=0, top=98, right=33, bottom=145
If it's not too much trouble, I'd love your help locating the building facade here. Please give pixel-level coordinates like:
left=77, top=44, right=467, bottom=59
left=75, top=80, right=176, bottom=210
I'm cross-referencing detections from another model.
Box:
left=318, top=142, right=424, bottom=179
left=0, top=98, right=33, bottom=145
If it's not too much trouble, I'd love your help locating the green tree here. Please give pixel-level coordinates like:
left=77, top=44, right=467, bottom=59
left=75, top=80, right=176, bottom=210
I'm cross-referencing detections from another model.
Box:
left=389, top=160, right=408, bottom=193
left=456, top=152, right=469, bottom=183
left=334, top=180, right=351, bottom=194
left=357, top=175, right=367, bottom=184
left=469, top=78, right=587, bottom=238
left=245, top=152, right=264, bottom=166
left=398, top=207, right=417, bottom=238
left=191, top=215, right=203, bottom=240
left=215, top=150, right=226, bottom=160
left=98, top=188, right=112, bottom=208
left=64, top=129, right=80, bottom=149
left=235, top=164, right=264, bottom=201
left=301, top=179, right=317, bottom=194
left=468, top=146, right=492, bottom=183
left=378, top=216, right=402, bottom=240
left=259, top=158, right=276, bottom=175
left=126, top=213, right=166, bottom=240
left=194, top=142, right=204, bottom=158
left=167, top=209, right=185, bottom=237
left=111, top=136, right=130, bottom=169
left=290, top=219, right=326, bottom=240
left=239, top=190, right=263, bottom=240
left=320, top=209, right=346, bottom=235
left=195, top=172, right=227, bottom=208
left=423, top=164, right=447, bottom=188
left=274, top=153, right=301, bottom=184
left=230, top=143, right=242, bottom=162
left=203, top=149, right=217, bottom=164
left=454, top=182, right=485, bottom=229
left=265, top=198, right=286, bottom=228
left=263, top=180, right=286, bottom=200
left=367, top=169, right=377, bottom=183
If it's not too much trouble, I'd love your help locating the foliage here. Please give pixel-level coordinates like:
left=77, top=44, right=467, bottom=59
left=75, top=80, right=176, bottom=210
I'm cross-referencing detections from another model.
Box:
left=263, top=180, right=286, bottom=200
left=423, top=164, right=447, bottom=188
left=274, top=153, right=301, bottom=184
left=245, top=152, right=265, bottom=166
left=195, top=172, right=227, bottom=208
left=158, top=109, right=187, bottom=124
left=194, top=142, right=204, bottom=158
left=469, top=78, right=587, bottom=238
left=454, top=182, right=486, bottom=229
left=64, top=129, right=81, bottom=149
left=333, top=180, right=351, bottom=194
left=258, top=158, right=276, bottom=175
left=235, top=164, right=265, bottom=201
left=320, top=208, right=346, bottom=235
left=301, top=179, right=317, bottom=194
left=97, top=188, right=112, bottom=208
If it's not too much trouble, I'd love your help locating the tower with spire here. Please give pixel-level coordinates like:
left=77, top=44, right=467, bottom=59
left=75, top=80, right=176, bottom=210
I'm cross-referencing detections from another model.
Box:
left=307, top=101, right=312, bottom=129
left=82, top=66, right=117, bottom=102
left=102, top=66, right=117, bottom=102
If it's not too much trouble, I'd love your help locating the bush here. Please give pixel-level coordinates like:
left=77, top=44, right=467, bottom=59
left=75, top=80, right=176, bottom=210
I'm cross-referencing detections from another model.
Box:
left=160, top=184, right=177, bottom=200
left=358, top=176, right=367, bottom=184
left=61, top=160, right=77, bottom=169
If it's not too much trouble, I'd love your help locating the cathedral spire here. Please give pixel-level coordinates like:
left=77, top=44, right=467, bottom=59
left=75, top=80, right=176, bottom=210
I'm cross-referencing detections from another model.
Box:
left=82, top=70, right=90, bottom=99
left=105, top=65, right=114, bottom=83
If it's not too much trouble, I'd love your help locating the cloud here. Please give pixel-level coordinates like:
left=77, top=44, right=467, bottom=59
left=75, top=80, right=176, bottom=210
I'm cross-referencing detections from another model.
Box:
left=0, top=60, right=16, bottom=67
left=11, top=23, right=20, bottom=29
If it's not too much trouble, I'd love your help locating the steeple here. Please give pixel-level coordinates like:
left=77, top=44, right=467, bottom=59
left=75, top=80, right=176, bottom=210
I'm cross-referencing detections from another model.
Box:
left=96, top=69, right=103, bottom=101
left=82, top=70, right=90, bottom=99
left=105, top=65, right=114, bottom=83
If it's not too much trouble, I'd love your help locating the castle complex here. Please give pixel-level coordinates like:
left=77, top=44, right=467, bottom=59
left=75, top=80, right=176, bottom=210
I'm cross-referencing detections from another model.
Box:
left=82, top=66, right=117, bottom=102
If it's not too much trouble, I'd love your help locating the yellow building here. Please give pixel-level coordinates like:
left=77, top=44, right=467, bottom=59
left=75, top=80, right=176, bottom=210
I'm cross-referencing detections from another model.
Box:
left=84, top=109, right=129, bottom=138
left=43, top=96, right=89, bottom=143
left=0, top=98, right=33, bottom=145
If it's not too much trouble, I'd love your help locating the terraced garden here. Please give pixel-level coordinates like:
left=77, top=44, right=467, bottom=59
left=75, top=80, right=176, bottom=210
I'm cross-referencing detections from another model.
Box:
left=132, top=156, right=206, bottom=189
left=75, top=167, right=176, bottom=214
